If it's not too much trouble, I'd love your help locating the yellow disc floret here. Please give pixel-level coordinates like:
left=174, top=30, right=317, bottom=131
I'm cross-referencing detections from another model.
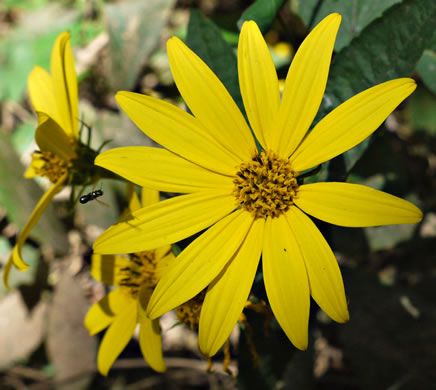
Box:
left=118, top=251, right=159, bottom=299
left=32, top=151, right=72, bottom=183
left=233, top=150, right=299, bottom=219
left=175, top=290, right=206, bottom=331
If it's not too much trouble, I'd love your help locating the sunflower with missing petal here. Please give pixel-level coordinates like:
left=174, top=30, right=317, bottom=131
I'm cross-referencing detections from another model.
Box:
left=3, top=32, right=99, bottom=288
left=85, top=187, right=174, bottom=375
left=93, top=14, right=422, bottom=355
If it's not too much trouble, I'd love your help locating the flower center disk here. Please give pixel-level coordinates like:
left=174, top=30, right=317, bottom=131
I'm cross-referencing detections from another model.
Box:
left=233, top=150, right=299, bottom=219
left=119, top=251, right=158, bottom=299
left=32, top=151, right=71, bottom=183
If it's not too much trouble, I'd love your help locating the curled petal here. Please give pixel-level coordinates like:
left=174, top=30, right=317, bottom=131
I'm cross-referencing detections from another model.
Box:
left=4, top=172, right=67, bottom=289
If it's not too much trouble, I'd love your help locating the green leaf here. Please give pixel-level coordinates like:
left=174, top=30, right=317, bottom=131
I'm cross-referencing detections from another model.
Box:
left=409, top=84, right=436, bottom=134
left=322, top=0, right=436, bottom=177
left=416, top=50, right=436, bottom=96
left=238, top=0, right=288, bottom=32
left=104, top=0, right=176, bottom=91
left=296, top=0, right=401, bottom=51
left=186, top=9, right=244, bottom=114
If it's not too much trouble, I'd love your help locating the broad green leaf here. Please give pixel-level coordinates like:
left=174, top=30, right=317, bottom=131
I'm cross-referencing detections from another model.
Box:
left=186, top=9, right=244, bottom=114
left=295, top=0, right=401, bottom=51
left=324, top=0, right=436, bottom=114
left=322, top=0, right=436, bottom=176
left=238, top=0, right=288, bottom=32
left=104, top=0, right=175, bottom=91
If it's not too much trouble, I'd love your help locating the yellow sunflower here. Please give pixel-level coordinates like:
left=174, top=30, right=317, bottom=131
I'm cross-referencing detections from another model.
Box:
left=85, top=187, right=174, bottom=375
left=93, top=14, right=422, bottom=355
left=3, top=32, right=79, bottom=288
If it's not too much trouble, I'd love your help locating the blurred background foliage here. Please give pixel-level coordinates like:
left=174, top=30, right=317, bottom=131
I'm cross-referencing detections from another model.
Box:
left=0, top=0, right=435, bottom=389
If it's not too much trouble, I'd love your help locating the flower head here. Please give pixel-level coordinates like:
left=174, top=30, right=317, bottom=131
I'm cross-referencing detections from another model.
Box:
left=85, top=187, right=174, bottom=375
left=3, top=32, right=79, bottom=288
left=3, top=31, right=101, bottom=288
left=93, top=14, right=422, bottom=355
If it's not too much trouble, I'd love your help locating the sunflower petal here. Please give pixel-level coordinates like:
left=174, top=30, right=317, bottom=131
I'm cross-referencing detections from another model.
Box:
left=263, top=215, right=310, bottom=350
left=93, top=191, right=235, bottom=254
left=35, top=113, right=77, bottom=160
left=141, top=187, right=159, bottom=208
left=50, top=32, right=78, bottom=137
left=167, top=37, right=256, bottom=161
left=6, top=172, right=67, bottom=284
left=97, top=300, right=137, bottom=376
left=238, top=21, right=280, bottom=149
left=2, top=258, right=14, bottom=291
left=95, top=147, right=234, bottom=194
left=84, top=289, right=132, bottom=335
left=90, top=254, right=131, bottom=286
left=286, top=207, right=348, bottom=323
left=295, top=182, right=423, bottom=227
left=147, top=209, right=253, bottom=319
left=139, top=318, right=166, bottom=373
left=116, top=92, right=241, bottom=174
left=27, top=66, right=58, bottom=123
left=199, top=217, right=264, bottom=357
left=290, top=78, right=416, bottom=171
left=273, top=13, right=341, bottom=158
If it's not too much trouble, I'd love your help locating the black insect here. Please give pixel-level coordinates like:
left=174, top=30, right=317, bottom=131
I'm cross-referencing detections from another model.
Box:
left=80, top=189, right=104, bottom=204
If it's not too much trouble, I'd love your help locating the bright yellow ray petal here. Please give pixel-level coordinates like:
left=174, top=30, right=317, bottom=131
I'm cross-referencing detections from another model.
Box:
left=139, top=318, right=166, bottom=373
left=238, top=21, right=280, bottom=150
left=286, top=207, right=348, bottom=323
left=50, top=32, right=78, bottom=138
left=24, top=160, right=40, bottom=179
left=167, top=37, right=256, bottom=161
left=35, top=113, right=77, bottom=161
left=295, top=182, right=423, bottom=227
left=199, top=217, right=264, bottom=357
left=97, top=300, right=137, bottom=376
left=154, top=247, right=175, bottom=281
left=2, top=258, right=14, bottom=291
left=147, top=209, right=253, bottom=319
left=84, top=288, right=132, bottom=335
left=263, top=215, right=310, bottom=350
left=116, top=92, right=241, bottom=175
left=95, top=147, right=234, bottom=194
left=27, top=66, right=58, bottom=123
left=90, top=254, right=131, bottom=286
left=290, top=78, right=416, bottom=171
left=6, top=172, right=67, bottom=281
left=273, top=13, right=341, bottom=158
left=128, top=189, right=142, bottom=213
left=141, top=187, right=159, bottom=208
left=94, top=190, right=235, bottom=254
